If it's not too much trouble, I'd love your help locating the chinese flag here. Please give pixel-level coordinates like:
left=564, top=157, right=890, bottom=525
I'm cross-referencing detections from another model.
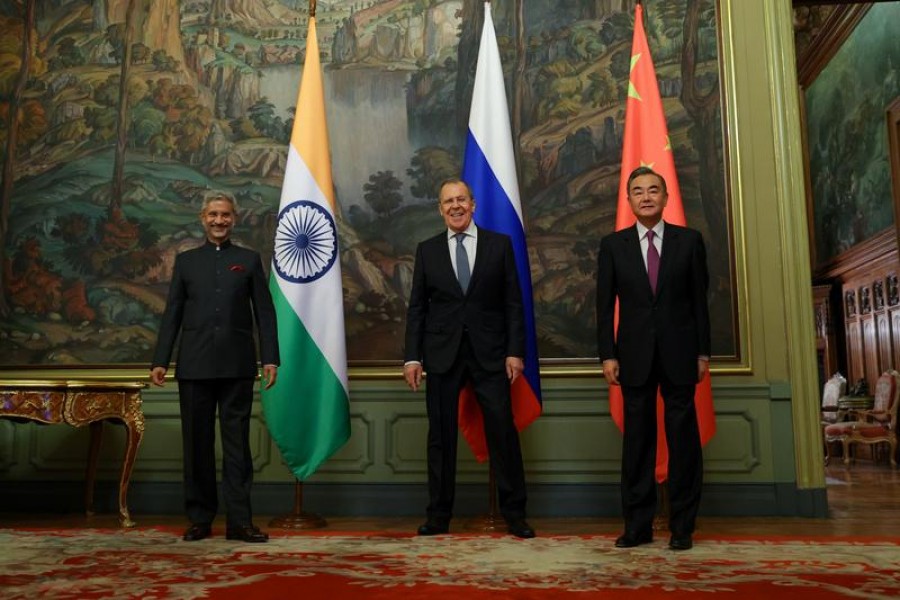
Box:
left=610, top=3, right=716, bottom=482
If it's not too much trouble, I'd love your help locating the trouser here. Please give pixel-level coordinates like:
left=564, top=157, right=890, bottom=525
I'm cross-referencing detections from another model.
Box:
left=178, top=378, right=255, bottom=527
left=620, top=351, right=703, bottom=536
left=424, top=335, right=527, bottom=523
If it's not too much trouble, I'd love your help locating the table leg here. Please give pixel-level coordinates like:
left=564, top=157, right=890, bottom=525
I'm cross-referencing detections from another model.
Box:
left=85, top=421, right=104, bottom=517
left=118, top=417, right=144, bottom=528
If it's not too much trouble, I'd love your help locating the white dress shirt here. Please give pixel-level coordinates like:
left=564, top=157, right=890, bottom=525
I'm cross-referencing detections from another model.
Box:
left=635, top=220, right=664, bottom=272
left=448, top=222, right=478, bottom=277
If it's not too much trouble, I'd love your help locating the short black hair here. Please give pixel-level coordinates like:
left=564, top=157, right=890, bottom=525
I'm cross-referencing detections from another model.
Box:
left=626, top=166, right=667, bottom=196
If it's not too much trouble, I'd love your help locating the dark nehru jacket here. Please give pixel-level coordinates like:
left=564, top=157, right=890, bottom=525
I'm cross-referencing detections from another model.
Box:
left=152, top=239, right=279, bottom=379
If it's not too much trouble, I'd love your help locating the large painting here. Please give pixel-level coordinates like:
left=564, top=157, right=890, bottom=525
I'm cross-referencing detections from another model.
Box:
left=805, top=2, right=900, bottom=267
left=0, top=0, right=734, bottom=368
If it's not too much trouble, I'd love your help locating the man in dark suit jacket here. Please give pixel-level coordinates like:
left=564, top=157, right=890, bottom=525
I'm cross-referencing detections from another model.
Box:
left=151, top=193, right=279, bottom=543
left=403, top=178, right=534, bottom=539
left=596, top=166, right=710, bottom=551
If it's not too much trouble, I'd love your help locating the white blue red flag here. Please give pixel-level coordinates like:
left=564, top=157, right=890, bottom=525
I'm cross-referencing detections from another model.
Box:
left=460, top=2, right=542, bottom=461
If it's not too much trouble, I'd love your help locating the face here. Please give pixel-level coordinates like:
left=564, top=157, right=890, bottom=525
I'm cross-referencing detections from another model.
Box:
left=201, top=199, right=235, bottom=243
left=438, top=182, right=476, bottom=233
left=627, top=173, right=667, bottom=227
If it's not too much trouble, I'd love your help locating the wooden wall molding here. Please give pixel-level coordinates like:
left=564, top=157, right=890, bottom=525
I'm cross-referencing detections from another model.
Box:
left=816, top=229, right=897, bottom=281
left=889, top=97, right=900, bottom=255
left=796, top=3, right=871, bottom=88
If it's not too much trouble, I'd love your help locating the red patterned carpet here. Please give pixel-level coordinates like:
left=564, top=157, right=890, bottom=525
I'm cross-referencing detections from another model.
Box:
left=2, top=527, right=899, bottom=598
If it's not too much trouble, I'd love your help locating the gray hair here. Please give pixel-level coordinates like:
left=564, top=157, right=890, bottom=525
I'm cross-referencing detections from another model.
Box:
left=200, top=192, right=238, bottom=214
left=437, top=178, right=474, bottom=200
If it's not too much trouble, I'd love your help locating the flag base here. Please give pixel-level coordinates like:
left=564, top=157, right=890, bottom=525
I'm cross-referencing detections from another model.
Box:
left=269, top=512, right=327, bottom=530
left=470, top=465, right=504, bottom=532
left=469, top=512, right=506, bottom=533
left=653, top=482, right=670, bottom=533
left=268, top=480, right=327, bottom=529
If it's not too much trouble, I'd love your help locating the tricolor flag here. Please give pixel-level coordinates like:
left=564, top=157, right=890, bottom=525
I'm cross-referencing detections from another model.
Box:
left=461, top=2, right=542, bottom=462
left=262, top=16, right=350, bottom=481
left=611, top=3, right=716, bottom=482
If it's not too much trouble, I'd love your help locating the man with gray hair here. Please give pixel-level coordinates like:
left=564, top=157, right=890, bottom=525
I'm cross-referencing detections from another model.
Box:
left=151, top=193, right=279, bottom=543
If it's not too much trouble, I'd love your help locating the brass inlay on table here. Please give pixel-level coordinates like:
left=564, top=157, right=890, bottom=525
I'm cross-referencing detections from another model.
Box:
left=0, top=380, right=146, bottom=527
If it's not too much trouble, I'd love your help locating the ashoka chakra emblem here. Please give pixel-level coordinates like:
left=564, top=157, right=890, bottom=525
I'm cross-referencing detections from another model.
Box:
left=273, top=200, right=338, bottom=283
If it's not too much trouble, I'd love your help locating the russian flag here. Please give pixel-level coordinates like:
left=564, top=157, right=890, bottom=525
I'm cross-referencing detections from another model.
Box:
left=460, top=2, right=542, bottom=462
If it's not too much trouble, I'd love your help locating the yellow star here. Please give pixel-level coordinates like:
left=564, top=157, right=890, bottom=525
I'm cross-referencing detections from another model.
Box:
left=628, top=53, right=643, bottom=101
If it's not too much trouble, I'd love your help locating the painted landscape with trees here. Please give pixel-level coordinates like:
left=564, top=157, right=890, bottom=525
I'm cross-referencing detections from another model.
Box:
left=0, top=0, right=732, bottom=367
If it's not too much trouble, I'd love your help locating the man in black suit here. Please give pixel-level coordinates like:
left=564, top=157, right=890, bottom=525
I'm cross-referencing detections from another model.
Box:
left=151, top=193, right=279, bottom=543
left=403, top=178, right=534, bottom=539
left=596, top=166, right=710, bottom=551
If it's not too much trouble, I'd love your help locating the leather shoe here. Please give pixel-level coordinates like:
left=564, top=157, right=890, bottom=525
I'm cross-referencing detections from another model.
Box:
left=615, top=531, right=653, bottom=548
left=669, top=534, right=693, bottom=551
left=416, top=520, right=449, bottom=535
left=507, top=518, right=536, bottom=539
left=225, top=524, right=269, bottom=543
left=182, top=523, right=212, bottom=541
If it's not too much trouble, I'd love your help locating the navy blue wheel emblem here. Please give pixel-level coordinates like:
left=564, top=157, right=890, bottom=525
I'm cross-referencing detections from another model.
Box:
left=273, top=200, right=338, bottom=283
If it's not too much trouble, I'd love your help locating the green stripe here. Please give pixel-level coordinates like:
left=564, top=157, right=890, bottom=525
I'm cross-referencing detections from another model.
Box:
left=261, top=282, right=350, bottom=481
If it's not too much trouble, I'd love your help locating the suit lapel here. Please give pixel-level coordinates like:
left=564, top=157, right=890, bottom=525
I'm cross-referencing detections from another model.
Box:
left=430, top=234, right=462, bottom=295
left=621, top=226, right=653, bottom=298
left=656, top=222, right=678, bottom=295
left=466, top=231, right=489, bottom=293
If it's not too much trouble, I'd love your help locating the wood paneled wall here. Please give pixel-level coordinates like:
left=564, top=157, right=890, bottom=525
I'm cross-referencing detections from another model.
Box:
left=816, top=230, right=900, bottom=390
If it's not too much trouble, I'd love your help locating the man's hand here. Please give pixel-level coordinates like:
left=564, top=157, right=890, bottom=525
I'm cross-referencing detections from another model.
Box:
left=404, top=363, right=423, bottom=392
left=150, top=366, right=167, bottom=387
left=506, top=356, right=524, bottom=384
left=601, top=359, right=620, bottom=386
left=262, top=364, right=278, bottom=390
left=697, top=358, right=709, bottom=382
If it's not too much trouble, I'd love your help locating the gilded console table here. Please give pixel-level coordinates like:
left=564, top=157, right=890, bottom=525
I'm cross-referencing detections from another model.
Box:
left=0, top=380, right=146, bottom=527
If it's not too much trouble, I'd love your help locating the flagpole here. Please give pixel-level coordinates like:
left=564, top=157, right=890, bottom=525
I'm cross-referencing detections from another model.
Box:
left=471, top=0, right=505, bottom=535
left=476, top=6, right=501, bottom=532
left=267, top=0, right=332, bottom=532
left=473, top=465, right=505, bottom=532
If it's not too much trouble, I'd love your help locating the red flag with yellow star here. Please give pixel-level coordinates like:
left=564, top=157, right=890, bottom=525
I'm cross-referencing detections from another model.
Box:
left=610, top=2, right=716, bottom=483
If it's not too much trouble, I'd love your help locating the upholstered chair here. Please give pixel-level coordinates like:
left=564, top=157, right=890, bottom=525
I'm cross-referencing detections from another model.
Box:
left=820, top=373, right=847, bottom=465
left=824, top=370, right=899, bottom=467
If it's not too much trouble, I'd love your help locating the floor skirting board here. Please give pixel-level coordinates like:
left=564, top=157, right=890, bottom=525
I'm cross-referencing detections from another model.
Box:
left=0, top=481, right=827, bottom=518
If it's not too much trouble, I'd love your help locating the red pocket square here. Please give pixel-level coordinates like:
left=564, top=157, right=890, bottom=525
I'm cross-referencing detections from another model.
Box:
left=229, top=264, right=245, bottom=272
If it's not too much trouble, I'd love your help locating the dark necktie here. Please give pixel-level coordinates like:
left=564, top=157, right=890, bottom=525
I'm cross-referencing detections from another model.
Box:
left=455, top=233, right=471, bottom=292
left=646, top=229, right=660, bottom=294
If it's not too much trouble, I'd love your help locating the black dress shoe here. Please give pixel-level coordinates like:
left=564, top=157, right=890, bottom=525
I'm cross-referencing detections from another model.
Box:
left=182, top=523, right=212, bottom=541
left=225, top=524, right=269, bottom=543
left=614, top=531, right=653, bottom=548
left=507, top=518, right=536, bottom=539
left=416, top=520, right=449, bottom=535
left=669, top=534, right=693, bottom=551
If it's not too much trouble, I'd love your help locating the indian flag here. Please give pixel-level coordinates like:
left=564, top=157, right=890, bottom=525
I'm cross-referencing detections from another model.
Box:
left=261, top=16, right=350, bottom=481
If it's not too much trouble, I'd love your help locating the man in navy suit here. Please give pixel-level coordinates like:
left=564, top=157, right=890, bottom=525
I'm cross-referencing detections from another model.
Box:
left=403, top=178, right=534, bottom=539
left=151, top=193, right=279, bottom=543
left=596, top=166, right=710, bottom=551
